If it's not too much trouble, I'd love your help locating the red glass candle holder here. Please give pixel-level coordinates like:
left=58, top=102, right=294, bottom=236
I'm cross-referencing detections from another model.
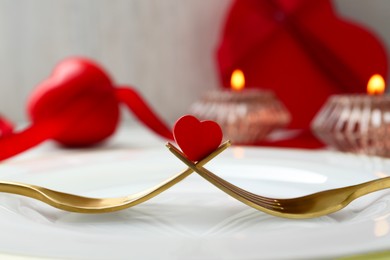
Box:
left=311, top=94, right=390, bottom=157
left=190, top=89, right=290, bottom=144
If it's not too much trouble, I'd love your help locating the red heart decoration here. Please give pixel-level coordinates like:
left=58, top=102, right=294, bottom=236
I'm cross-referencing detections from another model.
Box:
left=28, top=57, right=120, bottom=146
left=173, top=115, right=223, bottom=161
left=0, top=57, right=174, bottom=162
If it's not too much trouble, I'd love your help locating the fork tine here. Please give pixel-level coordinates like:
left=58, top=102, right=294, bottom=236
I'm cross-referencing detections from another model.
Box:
left=166, top=143, right=284, bottom=211
left=196, top=165, right=285, bottom=210
left=196, top=164, right=278, bottom=203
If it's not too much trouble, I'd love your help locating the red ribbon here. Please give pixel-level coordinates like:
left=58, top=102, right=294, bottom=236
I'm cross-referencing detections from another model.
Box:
left=116, top=87, right=173, bottom=140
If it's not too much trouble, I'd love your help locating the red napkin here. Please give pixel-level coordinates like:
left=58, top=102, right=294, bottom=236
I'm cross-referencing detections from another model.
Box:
left=216, top=0, right=388, bottom=148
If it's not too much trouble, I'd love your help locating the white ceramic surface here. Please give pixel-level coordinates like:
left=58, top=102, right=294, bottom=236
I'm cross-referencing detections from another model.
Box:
left=0, top=146, right=389, bottom=259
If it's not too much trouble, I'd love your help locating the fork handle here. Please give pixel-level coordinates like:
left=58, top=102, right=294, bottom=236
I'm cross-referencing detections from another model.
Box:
left=352, top=176, right=390, bottom=198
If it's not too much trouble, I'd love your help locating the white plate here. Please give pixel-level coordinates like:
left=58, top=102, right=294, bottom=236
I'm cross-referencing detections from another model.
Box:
left=0, top=146, right=390, bottom=259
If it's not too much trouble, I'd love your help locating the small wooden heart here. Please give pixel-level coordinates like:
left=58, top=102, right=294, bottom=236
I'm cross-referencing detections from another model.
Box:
left=173, top=115, right=223, bottom=161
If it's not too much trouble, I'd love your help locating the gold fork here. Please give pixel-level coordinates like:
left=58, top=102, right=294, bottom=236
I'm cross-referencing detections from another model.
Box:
left=0, top=141, right=389, bottom=218
left=166, top=142, right=390, bottom=219
left=0, top=141, right=231, bottom=213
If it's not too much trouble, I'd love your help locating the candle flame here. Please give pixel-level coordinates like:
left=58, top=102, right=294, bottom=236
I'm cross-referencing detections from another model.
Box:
left=367, top=74, right=385, bottom=95
left=231, top=69, right=245, bottom=91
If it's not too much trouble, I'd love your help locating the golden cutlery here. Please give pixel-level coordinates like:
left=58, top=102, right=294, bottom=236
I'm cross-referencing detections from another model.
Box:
left=167, top=142, right=390, bottom=219
left=0, top=140, right=388, bottom=218
left=0, top=141, right=230, bottom=213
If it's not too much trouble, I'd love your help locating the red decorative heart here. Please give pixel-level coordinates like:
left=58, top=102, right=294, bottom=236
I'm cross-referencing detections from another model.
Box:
left=173, top=115, right=223, bottom=161
left=28, top=57, right=120, bottom=147
left=0, top=57, right=174, bottom=162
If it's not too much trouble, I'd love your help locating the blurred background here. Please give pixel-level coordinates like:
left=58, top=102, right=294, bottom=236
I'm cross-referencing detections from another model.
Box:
left=0, top=0, right=389, bottom=125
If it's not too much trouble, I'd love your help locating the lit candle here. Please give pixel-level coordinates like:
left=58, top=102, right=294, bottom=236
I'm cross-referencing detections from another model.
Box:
left=190, top=69, right=290, bottom=144
left=367, top=74, right=385, bottom=95
left=312, top=74, right=390, bottom=157
left=231, top=69, right=245, bottom=91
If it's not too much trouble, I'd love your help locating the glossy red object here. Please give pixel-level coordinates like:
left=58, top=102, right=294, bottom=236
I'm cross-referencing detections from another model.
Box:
left=0, top=57, right=173, bottom=161
left=173, top=115, right=223, bottom=162
left=0, top=114, right=13, bottom=137
left=28, top=57, right=120, bottom=146
left=217, top=0, right=388, bottom=134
